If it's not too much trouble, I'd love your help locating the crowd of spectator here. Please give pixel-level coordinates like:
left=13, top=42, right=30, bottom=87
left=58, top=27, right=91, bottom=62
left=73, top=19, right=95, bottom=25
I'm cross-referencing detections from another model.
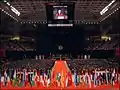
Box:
left=1, top=40, right=36, bottom=51
left=1, top=58, right=119, bottom=73
left=86, top=38, right=119, bottom=50
left=67, top=59, right=118, bottom=73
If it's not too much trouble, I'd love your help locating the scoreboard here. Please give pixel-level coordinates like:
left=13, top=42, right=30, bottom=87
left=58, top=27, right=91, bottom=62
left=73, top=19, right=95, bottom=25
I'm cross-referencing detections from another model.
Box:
left=46, top=3, right=75, bottom=27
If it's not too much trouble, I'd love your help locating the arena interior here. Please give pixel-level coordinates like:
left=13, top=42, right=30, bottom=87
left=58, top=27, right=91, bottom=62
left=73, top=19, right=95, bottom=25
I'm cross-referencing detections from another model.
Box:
left=0, top=0, right=120, bottom=90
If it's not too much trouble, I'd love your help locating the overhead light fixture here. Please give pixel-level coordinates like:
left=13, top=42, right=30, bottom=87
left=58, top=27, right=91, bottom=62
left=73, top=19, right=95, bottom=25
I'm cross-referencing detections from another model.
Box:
left=4, top=0, right=7, bottom=2
left=6, top=2, right=10, bottom=6
left=100, top=6, right=120, bottom=22
left=10, top=6, right=20, bottom=16
left=2, top=9, right=4, bottom=11
left=100, top=0, right=116, bottom=15
left=4, top=0, right=20, bottom=16
left=11, top=36, right=20, bottom=40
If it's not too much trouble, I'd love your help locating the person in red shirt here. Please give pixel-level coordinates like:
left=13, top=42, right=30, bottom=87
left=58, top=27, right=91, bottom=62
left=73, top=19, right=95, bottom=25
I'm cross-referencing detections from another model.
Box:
left=67, top=71, right=72, bottom=86
left=55, top=9, right=67, bottom=19
left=56, top=10, right=64, bottom=16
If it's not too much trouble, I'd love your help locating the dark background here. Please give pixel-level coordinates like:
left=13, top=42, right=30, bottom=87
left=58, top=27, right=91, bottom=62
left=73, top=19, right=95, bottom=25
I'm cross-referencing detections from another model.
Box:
left=0, top=2, right=119, bottom=59
left=37, top=3, right=84, bottom=54
left=36, top=25, right=86, bottom=55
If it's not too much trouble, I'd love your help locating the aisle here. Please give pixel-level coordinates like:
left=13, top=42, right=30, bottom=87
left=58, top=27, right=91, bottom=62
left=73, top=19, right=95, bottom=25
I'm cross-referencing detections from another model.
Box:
left=51, top=60, right=71, bottom=87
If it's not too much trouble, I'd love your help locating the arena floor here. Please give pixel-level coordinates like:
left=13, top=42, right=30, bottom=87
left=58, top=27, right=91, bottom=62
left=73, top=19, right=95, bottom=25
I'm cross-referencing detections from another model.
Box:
left=1, top=60, right=120, bottom=90
left=1, top=85, right=119, bottom=90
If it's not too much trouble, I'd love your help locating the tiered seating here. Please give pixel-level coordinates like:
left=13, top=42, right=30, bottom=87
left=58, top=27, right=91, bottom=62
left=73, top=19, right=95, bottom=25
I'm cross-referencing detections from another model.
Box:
left=4, top=59, right=55, bottom=69
left=86, top=38, right=119, bottom=50
left=1, top=40, right=36, bottom=51
left=4, top=58, right=118, bottom=72
left=66, top=59, right=119, bottom=71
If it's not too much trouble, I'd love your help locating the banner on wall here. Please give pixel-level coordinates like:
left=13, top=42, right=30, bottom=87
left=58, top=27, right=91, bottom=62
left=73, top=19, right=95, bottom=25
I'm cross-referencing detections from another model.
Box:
left=116, top=47, right=120, bottom=57
left=0, top=48, right=5, bottom=57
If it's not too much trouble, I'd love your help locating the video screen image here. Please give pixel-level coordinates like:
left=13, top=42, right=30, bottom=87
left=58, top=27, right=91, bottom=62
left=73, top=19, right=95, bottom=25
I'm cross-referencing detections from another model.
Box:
left=53, top=6, right=68, bottom=20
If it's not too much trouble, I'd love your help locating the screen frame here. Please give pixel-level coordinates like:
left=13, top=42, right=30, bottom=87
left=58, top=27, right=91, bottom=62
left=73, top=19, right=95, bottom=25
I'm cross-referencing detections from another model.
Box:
left=46, top=3, right=75, bottom=27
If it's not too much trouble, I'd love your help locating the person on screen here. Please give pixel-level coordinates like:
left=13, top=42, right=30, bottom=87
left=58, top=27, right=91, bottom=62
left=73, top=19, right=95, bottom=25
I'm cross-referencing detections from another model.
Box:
left=55, top=9, right=67, bottom=19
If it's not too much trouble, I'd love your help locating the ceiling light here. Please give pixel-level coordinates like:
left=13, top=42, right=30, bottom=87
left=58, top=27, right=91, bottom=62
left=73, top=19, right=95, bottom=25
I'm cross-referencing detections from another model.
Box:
left=6, top=2, right=10, bottom=6
left=100, top=0, right=116, bottom=15
left=4, top=0, right=7, bottom=2
left=4, top=0, right=20, bottom=16
left=100, top=7, right=109, bottom=15
left=10, top=6, right=20, bottom=16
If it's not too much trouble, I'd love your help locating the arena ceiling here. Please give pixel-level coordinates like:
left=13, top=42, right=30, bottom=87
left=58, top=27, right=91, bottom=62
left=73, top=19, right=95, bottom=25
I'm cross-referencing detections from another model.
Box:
left=0, top=0, right=120, bottom=24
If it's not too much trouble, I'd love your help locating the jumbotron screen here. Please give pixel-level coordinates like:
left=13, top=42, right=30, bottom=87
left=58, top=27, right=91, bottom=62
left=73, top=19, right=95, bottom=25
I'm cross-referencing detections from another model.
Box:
left=53, top=6, right=68, bottom=20
left=46, top=3, right=75, bottom=27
